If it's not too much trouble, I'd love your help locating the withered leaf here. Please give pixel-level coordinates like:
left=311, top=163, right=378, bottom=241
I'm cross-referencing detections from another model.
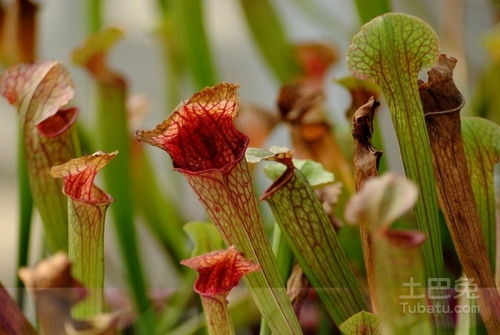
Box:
left=419, top=54, right=500, bottom=333
left=19, top=253, right=118, bottom=335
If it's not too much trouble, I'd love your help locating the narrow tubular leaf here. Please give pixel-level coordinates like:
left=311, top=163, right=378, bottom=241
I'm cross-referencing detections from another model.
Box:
left=235, top=105, right=278, bottom=149
left=239, top=0, right=301, bottom=83
left=419, top=54, right=500, bottom=333
left=0, top=282, right=36, bottom=335
left=258, top=223, right=295, bottom=335
left=260, top=150, right=367, bottom=325
left=461, top=117, right=500, bottom=271
left=454, top=277, right=479, bottom=335
left=345, top=173, right=433, bottom=334
left=0, top=61, right=78, bottom=252
left=51, top=151, right=116, bottom=318
left=181, top=246, right=260, bottom=335
left=351, top=97, right=382, bottom=313
left=347, top=12, right=445, bottom=288
left=352, top=97, right=382, bottom=189
left=136, top=83, right=303, bottom=334
left=73, top=28, right=153, bottom=332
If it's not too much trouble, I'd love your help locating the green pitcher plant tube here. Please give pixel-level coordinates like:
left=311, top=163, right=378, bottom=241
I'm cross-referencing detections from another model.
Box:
left=462, top=117, right=500, bottom=271
left=347, top=15, right=449, bottom=332
left=345, top=173, right=433, bottom=334
left=51, top=151, right=117, bottom=318
left=72, top=28, right=152, bottom=332
left=347, top=12, right=444, bottom=283
left=0, top=61, right=79, bottom=252
left=136, top=83, right=303, bottom=335
left=251, top=147, right=367, bottom=325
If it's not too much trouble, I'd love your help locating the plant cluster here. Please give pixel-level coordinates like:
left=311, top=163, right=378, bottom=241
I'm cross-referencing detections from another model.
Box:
left=0, top=2, right=499, bottom=335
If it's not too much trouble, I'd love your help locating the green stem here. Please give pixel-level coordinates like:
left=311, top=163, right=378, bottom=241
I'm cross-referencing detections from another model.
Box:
left=87, top=0, right=102, bottom=33
left=168, top=293, right=258, bottom=335
left=158, top=11, right=185, bottom=110
left=16, top=126, right=32, bottom=308
left=72, top=28, right=154, bottom=332
left=96, top=81, right=153, bottom=333
left=201, top=295, right=235, bottom=335
left=239, top=0, right=301, bottom=83
left=170, top=0, right=216, bottom=88
left=271, top=224, right=294, bottom=282
left=259, top=224, right=294, bottom=335
left=132, top=144, right=187, bottom=264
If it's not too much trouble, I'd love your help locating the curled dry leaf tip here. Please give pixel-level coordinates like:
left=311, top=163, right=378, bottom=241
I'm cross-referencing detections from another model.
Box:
left=352, top=96, right=382, bottom=190
left=19, top=253, right=118, bottom=335
left=351, top=96, right=382, bottom=313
